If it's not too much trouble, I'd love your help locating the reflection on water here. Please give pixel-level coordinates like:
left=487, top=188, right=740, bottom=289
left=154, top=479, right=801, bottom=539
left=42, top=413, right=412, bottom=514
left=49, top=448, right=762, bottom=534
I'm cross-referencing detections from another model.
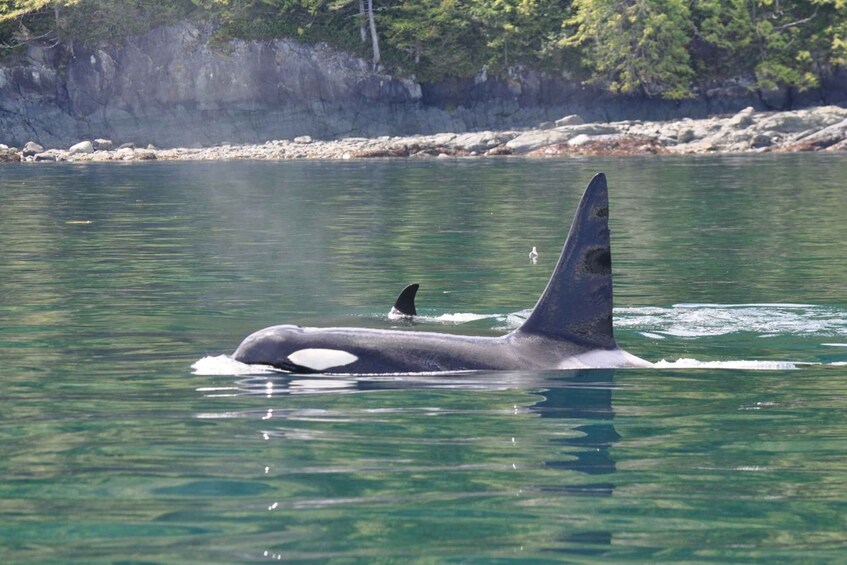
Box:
left=197, top=369, right=623, bottom=560
left=531, top=371, right=618, bottom=555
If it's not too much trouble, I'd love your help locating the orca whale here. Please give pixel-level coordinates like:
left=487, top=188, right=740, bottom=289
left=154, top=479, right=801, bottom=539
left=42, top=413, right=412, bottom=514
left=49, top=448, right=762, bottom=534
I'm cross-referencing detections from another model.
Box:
left=233, top=173, right=650, bottom=373
left=388, top=283, right=419, bottom=319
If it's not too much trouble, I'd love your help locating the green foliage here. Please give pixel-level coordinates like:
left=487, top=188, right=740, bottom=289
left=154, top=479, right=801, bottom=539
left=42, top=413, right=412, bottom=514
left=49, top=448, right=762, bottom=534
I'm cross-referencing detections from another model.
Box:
left=563, top=0, right=695, bottom=99
left=380, top=0, right=487, bottom=80
left=61, top=0, right=196, bottom=44
left=693, top=0, right=847, bottom=91
left=1, top=0, right=846, bottom=98
left=467, top=0, right=571, bottom=71
left=1, top=0, right=198, bottom=48
left=1, top=1, right=76, bottom=50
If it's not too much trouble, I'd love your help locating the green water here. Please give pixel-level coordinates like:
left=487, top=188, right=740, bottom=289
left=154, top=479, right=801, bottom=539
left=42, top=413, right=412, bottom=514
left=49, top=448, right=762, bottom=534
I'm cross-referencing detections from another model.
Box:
left=1, top=156, right=846, bottom=562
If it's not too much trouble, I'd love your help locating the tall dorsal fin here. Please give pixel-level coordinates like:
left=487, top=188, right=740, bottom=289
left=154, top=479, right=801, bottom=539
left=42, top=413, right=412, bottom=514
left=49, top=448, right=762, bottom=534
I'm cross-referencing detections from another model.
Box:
left=517, top=173, right=617, bottom=349
left=390, top=283, right=419, bottom=317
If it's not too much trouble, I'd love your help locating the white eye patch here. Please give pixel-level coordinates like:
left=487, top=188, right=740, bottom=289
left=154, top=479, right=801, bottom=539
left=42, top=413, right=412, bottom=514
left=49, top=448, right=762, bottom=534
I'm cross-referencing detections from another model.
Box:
left=287, top=348, right=359, bottom=371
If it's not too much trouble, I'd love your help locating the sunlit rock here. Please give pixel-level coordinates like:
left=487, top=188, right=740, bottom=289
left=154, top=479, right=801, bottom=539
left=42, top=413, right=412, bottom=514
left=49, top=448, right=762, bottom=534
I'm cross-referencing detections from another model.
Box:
left=726, top=106, right=755, bottom=129
left=506, top=130, right=571, bottom=153
left=0, top=146, right=21, bottom=162
left=134, top=149, right=158, bottom=160
left=69, top=141, right=94, bottom=154
left=23, top=141, right=44, bottom=156
left=567, top=134, right=591, bottom=146
left=33, top=151, right=57, bottom=162
left=115, top=147, right=135, bottom=160
left=555, top=114, right=584, bottom=127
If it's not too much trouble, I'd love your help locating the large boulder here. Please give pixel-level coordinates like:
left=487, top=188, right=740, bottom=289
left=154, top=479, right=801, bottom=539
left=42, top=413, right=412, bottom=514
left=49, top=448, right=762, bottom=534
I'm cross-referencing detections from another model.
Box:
left=69, top=140, right=94, bottom=154
left=506, top=130, right=572, bottom=153
left=726, top=106, right=756, bottom=129
left=23, top=141, right=44, bottom=156
left=451, top=131, right=516, bottom=152
left=755, top=106, right=847, bottom=134
left=795, top=117, right=847, bottom=148
left=555, top=114, right=585, bottom=127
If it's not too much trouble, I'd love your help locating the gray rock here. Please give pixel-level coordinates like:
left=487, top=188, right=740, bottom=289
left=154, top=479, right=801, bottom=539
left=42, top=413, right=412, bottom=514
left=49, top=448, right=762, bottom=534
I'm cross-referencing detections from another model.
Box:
left=555, top=123, right=618, bottom=136
left=505, top=130, right=572, bottom=153
left=451, top=131, right=509, bottom=152
left=677, top=129, right=696, bottom=143
left=0, top=146, right=21, bottom=162
left=113, top=148, right=135, bottom=160
left=94, top=138, right=113, bottom=150
left=727, top=106, right=755, bottom=128
left=118, top=142, right=136, bottom=150
left=34, top=151, right=57, bottom=162
left=797, top=117, right=847, bottom=148
left=428, top=133, right=457, bottom=146
left=555, top=114, right=585, bottom=127
left=135, top=149, right=158, bottom=160
left=750, top=133, right=773, bottom=148
left=294, top=135, right=313, bottom=144
left=757, top=113, right=812, bottom=134
left=450, top=132, right=485, bottom=152
left=537, top=121, right=555, bottom=130
left=69, top=141, right=94, bottom=154
left=825, top=138, right=847, bottom=152
left=567, top=134, right=592, bottom=146
left=758, top=106, right=847, bottom=135
left=23, top=141, right=44, bottom=157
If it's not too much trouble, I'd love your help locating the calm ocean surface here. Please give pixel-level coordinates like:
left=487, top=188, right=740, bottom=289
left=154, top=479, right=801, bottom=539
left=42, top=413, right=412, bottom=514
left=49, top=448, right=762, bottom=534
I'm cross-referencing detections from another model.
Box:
left=1, top=155, right=846, bottom=562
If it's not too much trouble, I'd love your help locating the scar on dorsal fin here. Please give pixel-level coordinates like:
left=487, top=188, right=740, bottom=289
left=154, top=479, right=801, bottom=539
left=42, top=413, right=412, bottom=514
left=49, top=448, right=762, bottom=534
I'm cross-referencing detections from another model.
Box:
left=516, top=173, right=617, bottom=350
left=389, top=283, right=419, bottom=317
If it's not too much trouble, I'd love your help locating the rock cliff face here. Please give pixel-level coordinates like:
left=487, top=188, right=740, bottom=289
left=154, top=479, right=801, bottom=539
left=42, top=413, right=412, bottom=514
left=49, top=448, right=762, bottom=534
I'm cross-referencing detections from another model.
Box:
left=1, top=21, right=845, bottom=149
left=0, top=22, right=425, bottom=147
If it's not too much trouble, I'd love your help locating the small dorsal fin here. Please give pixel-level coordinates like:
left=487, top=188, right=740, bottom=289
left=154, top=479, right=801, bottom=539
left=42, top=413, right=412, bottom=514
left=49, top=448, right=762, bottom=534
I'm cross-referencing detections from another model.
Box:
left=390, top=283, right=419, bottom=317
left=516, top=173, right=617, bottom=349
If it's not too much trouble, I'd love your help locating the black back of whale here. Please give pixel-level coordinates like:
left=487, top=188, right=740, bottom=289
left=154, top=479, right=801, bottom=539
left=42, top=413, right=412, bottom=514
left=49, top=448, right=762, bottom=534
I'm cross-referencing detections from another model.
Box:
left=233, top=173, right=634, bottom=373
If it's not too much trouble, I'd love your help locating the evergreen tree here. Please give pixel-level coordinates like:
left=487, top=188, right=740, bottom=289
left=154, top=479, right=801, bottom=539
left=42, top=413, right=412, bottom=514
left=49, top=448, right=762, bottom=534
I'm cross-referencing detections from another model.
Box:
left=693, top=0, right=847, bottom=91
left=562, top=0, right=695, bottom=99
left=468, top=0, right=569, bottom=71
left=381, top=0, right=487, bottom=80
left=1, top=1, right=77, bottom=47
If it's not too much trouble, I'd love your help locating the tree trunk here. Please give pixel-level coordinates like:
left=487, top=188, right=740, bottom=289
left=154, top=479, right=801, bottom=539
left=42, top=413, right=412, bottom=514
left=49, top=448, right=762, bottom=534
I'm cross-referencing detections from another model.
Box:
left=367, top=0, right=381, bottom=70
left=359, top=0, right=367, bottom=44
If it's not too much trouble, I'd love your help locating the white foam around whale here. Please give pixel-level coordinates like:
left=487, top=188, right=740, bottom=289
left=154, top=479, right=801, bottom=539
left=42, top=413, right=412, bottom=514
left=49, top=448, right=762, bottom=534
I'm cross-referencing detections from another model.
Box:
left=193, top=353, right=841, bottom=375
left=654, top=358, right=806, bottom=370
left=192, top=355, right=279, bottom=375
left=614, top=303, right=847, bottom=338
left=431, top=313, right=493, bottom=323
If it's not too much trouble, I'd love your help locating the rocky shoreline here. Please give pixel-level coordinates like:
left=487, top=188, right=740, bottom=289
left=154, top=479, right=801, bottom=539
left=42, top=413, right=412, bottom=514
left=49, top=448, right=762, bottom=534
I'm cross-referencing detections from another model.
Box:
left=2, top=104, right=847, bottom=164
